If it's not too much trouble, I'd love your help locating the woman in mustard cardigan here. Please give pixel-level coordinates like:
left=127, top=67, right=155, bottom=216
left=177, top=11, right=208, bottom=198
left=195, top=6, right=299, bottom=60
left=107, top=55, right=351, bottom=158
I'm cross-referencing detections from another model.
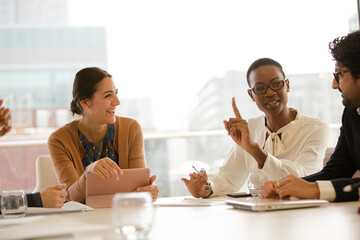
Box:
left=48, top=67, right=159, bottom=203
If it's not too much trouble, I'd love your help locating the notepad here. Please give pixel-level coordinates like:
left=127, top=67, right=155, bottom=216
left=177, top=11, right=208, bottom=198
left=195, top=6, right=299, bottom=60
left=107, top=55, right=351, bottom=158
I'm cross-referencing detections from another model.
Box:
left=26, top=207, right=84, bottom=216
left=154, top=197, right=225, bottom=207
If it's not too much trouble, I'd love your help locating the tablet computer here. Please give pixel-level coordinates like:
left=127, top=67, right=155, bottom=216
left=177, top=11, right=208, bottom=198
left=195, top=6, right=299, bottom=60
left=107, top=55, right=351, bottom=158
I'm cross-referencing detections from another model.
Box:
left=86, top=168, right=150, bottom=208
left=226, top=197, right=329, bottom=212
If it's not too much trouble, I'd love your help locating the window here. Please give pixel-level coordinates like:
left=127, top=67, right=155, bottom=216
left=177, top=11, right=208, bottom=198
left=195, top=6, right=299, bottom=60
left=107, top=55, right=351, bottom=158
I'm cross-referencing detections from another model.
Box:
left=0, top=0, right=359, bottom=196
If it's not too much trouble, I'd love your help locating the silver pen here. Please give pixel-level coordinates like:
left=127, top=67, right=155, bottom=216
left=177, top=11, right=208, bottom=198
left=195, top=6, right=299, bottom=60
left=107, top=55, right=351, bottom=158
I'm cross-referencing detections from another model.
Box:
left=192, top=166, right=211, bottom=186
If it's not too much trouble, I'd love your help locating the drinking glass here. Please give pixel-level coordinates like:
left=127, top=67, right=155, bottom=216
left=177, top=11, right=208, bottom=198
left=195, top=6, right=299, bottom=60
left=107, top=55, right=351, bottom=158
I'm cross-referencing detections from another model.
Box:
left=0, top=190, right=27, bottom=218
left=112, top=192, right=154, bottom=240
left=247, top=172, right=261, bottom=197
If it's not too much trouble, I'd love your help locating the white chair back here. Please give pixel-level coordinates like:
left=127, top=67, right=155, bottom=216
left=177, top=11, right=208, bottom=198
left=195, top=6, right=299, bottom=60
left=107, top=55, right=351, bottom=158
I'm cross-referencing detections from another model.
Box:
left=32, top=155, right=59, bottom=193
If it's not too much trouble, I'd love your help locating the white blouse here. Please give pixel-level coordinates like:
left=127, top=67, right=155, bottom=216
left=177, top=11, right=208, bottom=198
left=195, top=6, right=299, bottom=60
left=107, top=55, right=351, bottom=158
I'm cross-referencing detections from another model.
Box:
left=209, top=110, right=330, bottom=196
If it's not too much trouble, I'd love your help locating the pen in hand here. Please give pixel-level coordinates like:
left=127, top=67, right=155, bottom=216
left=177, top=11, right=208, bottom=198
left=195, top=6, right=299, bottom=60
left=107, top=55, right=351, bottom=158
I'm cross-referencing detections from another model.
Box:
left=342, top=182, right=360, bottom=192
left=192, top=166, right=211, bottom=187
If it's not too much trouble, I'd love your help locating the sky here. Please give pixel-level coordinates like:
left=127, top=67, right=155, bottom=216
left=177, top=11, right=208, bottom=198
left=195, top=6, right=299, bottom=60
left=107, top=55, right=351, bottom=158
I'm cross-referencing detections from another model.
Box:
left=68, top=0, right=358, bottom=130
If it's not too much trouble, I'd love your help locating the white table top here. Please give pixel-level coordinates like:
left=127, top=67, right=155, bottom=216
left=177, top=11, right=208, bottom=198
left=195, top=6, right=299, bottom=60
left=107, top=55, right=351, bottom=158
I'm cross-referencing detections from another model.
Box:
left=1, top=197, right=360, bottom=240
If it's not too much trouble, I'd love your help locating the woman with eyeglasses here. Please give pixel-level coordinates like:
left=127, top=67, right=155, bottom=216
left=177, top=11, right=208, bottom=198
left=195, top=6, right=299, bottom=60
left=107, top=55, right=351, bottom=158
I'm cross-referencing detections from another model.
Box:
left=182, top=58, right=330, bottom=198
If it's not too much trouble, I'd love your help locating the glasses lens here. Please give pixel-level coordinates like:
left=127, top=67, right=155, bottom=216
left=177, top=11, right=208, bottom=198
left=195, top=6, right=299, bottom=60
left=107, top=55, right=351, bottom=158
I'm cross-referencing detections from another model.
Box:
left=333, top=73, right=339, bottom=83
left=253, top=85, right=266, bottom=94
left=270, top=80, right=284, bottom=90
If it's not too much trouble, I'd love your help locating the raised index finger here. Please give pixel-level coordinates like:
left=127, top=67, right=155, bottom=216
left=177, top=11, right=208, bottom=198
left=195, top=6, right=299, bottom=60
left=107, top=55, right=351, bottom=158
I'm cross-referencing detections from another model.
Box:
left=232, top=97, right=242, bottom=119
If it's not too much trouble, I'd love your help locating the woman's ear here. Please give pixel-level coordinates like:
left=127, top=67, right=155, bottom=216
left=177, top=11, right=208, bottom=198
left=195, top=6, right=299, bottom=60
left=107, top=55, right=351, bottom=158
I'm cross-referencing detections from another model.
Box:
left=247, top=89, right=255, bottom=101
left=286, top=79, right=290, bottom=92
left=79, top=99, right=88, bottom=110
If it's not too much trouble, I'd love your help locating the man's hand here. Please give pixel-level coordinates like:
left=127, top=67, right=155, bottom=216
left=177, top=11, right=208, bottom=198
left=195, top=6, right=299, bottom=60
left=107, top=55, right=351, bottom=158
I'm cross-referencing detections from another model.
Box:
left=40, top=184, right=68, bottom=208
left=260, top=175, right=320, bottom=199
left=259, top=181, right=279, bottom=199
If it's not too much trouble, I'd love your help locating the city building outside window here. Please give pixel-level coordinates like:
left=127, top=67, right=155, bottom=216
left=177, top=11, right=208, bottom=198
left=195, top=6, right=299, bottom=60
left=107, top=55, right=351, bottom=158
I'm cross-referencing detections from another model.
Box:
left=0, top=0, right=359, bottom=197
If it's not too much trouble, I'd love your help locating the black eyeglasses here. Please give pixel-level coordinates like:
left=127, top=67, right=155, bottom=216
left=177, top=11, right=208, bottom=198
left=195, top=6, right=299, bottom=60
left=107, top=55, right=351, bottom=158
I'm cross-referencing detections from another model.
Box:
left=333, top=70, right=348, bottom=84
left=250, top=79, right=286, bottom=95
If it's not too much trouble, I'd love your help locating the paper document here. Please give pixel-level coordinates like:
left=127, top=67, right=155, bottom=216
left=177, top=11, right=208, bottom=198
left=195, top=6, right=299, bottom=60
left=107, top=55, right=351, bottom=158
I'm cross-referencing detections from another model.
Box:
left=63, top=201, right=94, bottom=211
left=0, top=216, right=45, bottom=227
left=25, top=201, right=93, bottom=216
left=26, top=207, right=82, bottom=216
left=155, top=196, right=225, bottom=207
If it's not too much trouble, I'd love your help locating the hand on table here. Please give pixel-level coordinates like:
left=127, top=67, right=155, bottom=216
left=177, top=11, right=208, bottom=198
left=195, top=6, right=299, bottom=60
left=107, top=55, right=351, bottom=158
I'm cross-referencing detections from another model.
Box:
left=40, top=184, right=68, bottom=208
left=259, top=175, right=320, bottom=199
left=259, top=181, right=278, bottom=198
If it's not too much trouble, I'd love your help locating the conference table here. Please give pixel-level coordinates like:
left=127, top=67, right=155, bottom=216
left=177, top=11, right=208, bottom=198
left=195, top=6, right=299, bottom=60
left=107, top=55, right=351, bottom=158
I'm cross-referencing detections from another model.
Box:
left=0, top=196, right=359, bottom=240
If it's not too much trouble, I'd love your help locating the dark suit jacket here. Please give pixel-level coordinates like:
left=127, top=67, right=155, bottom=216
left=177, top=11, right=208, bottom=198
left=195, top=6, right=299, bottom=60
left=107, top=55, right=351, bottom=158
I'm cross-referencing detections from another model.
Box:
left=0, top=192, right=42, bottom=214
left=303, top=107, right=360, bottom=202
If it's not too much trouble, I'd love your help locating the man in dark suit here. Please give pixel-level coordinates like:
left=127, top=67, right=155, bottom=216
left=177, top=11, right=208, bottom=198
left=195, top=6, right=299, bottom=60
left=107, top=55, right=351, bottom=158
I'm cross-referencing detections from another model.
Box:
left=260, top=30, right=360, bottom=202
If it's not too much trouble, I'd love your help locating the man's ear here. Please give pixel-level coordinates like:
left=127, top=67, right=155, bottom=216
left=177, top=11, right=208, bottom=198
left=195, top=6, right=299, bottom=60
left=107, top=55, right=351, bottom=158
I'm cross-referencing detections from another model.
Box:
left=356, top=76, right=360, bottom=86
left=248, top=89, right=255, bottom=101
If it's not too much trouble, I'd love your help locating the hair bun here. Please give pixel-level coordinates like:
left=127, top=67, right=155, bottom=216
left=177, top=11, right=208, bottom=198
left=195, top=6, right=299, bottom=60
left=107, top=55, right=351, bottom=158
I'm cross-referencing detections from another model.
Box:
left=70, top=99, right=81, bottom=115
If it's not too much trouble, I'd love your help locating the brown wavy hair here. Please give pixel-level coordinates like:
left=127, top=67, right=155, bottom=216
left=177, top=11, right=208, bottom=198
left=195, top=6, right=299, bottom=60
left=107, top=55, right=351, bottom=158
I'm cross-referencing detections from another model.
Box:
left=70, top=67, right=112, bottom=115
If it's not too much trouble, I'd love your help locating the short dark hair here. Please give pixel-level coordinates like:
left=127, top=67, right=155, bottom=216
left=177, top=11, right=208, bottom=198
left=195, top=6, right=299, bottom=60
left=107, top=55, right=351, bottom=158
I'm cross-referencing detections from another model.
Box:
left=329, top=30, right=360, bottom=80
left=70, top=67, right=112, bottom=115
left=246, top=58, right=285, bottom=86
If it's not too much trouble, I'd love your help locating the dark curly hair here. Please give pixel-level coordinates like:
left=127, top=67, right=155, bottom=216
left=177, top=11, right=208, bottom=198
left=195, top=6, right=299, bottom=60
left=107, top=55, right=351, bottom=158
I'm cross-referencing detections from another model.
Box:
left=70, top=67, right=112, bottom=115
left=246, top=58, right=285, bottom=86
left=329, top=30, right=360, bottom=80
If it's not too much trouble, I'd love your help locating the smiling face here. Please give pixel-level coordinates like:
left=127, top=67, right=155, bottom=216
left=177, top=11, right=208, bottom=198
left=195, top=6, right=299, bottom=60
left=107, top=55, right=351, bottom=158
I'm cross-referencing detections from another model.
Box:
left=332, top=61, right=360, bottom=108
left=81, top=76, right=120, bottom=125
left=247, top=65, right=290, bottom=116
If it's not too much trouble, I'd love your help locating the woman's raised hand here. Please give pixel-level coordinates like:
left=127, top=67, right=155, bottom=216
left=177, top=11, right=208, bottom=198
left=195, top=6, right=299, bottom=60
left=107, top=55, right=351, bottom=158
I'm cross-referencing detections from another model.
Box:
left=223, top=97, right=255, bottom=151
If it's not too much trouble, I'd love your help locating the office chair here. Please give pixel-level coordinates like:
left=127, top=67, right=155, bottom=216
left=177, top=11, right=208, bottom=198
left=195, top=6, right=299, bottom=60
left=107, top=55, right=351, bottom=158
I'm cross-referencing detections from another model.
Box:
left=32, top=155, right=59, bottom=193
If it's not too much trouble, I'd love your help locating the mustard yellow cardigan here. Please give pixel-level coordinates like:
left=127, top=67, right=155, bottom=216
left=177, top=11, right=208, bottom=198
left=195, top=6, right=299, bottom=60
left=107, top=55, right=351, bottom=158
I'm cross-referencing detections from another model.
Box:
left=48, top=116, right=146, bottom=203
